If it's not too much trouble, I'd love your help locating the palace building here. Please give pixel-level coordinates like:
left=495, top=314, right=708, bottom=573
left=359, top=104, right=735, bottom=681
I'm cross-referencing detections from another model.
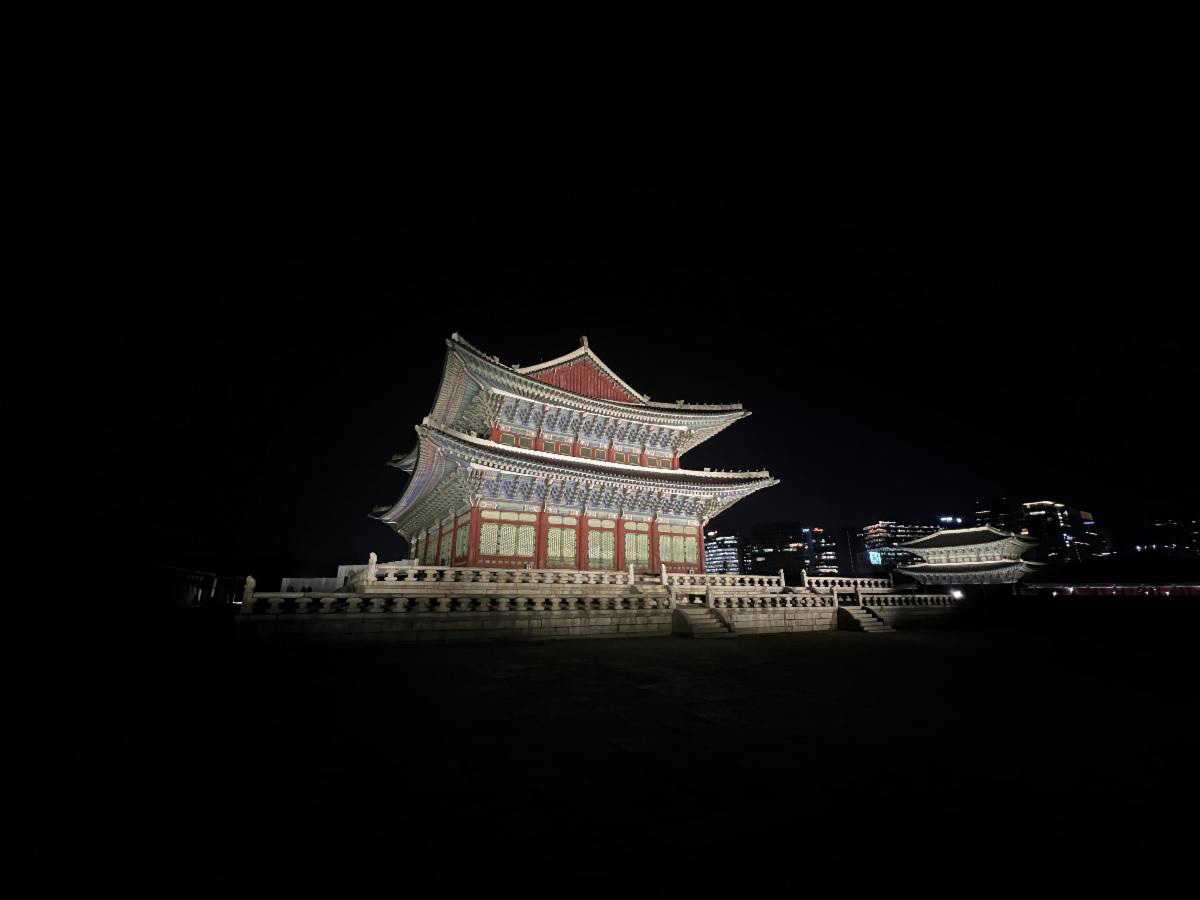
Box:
left=375, top=334, right=777, bottom=574
left=895, top=526, right=1043, bottom=585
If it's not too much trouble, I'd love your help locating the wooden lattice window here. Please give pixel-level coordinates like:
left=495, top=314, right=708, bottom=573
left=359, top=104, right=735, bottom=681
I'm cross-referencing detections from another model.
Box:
left=625, top=532, right=650, bottom=566
left=479, top=521, right=535, bottom=558
left=588, top=529, right=615, bottom=568
left=547, top=526, right=577, bottom=567
left=479, top=523, right=500, bottom=556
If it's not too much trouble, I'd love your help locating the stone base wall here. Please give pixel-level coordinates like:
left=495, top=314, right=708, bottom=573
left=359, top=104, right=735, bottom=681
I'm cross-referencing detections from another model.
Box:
left=726, top=608, right=837, bottom=635
left=869, top=605, right=962, bottom=629
left=236, top=609, right=674, bottom=644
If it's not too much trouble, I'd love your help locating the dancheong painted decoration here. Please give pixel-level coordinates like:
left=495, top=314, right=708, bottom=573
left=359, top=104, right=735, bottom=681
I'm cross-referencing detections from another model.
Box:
left=374, top=334, right=777, bottom=573
left=895, top=526, right=1043, bottom=585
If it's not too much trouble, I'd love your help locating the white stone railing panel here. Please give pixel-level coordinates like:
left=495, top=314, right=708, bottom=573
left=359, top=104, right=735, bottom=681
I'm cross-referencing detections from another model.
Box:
left=862, top=594, right=960, bottom=607
left=665, top=573, right=784, bottom=589
left=705, top=593, right=835, bottom=610
left=805, top=576, right=894, bottom=593
left=362, top=564, right=640, bottom=589
left=242, top=590, right=679, bottom=615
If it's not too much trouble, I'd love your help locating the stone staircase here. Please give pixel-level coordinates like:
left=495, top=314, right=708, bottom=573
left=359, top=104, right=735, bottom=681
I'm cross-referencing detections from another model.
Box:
left=673, top=605, right=735, bottom=638
left=838, top=606, right=894, bottom=633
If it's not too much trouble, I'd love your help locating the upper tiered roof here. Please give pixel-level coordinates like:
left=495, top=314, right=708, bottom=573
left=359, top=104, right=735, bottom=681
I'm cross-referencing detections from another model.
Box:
left=900, top=526, right=1038, bottom=550
left=431, top=334, right=750, bottom=455
left=514, top=339, right=650, bottom=404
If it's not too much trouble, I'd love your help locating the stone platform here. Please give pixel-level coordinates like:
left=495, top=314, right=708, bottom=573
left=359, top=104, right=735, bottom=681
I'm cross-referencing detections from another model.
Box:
left=237, top=563, right=961, bottom=643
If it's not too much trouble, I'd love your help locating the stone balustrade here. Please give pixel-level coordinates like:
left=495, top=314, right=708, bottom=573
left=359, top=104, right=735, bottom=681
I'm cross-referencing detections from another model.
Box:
left=863, top=594, right=961, bottom=607
left=359, top=564, right=643, bottom=590
left=243, top=591, right=676, bottom=615
left=706, top=592, right=835, bottom=609
left=805, top=576, right=894, bottom=592
left=665, top=572, right=784, bottom=589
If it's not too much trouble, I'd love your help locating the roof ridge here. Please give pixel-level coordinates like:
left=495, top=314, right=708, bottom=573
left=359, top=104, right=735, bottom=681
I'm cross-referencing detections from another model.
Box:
left=450, top=332, right=744, bottom=411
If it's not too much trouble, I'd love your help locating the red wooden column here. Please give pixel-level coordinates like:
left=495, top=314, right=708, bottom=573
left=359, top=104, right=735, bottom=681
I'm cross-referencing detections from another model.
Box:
left=571, top=435, right=581, bottom=456
left=614, top=515, right=626, bottom=571
left=671, top=452, right=680, bottom=470
left=433, top=525, right=444, bottom=565
left=534, top=405, right=548, bottom=451
left=606, top=442, right=616, bottom=462
left=649, top=517, right=660, bottom=572
left=639, top=445, right=648, bottom=466
left=536, top=507, right=549, bottom=568
left=577, top=517, right=589, bottom=570
left=490, top=425, right=502, bottom=442
left=466, top=507, right=482, bottom=566
left=696, top=525, right=706, bottom=573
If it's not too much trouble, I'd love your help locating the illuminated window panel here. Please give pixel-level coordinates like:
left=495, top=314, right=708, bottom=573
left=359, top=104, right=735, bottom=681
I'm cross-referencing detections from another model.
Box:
left=625, top=532, right=650, bottom=566
left=498, top=524, right=518, bottom=556
left=671, top=535, right=686, bottom=563
left=516, top=524, right=536, bottom=557
left=547, top=526, right=577, bottom=566
left=589, top=529, right=615, bottom=568
left=480, top=523, right=500, bottom=556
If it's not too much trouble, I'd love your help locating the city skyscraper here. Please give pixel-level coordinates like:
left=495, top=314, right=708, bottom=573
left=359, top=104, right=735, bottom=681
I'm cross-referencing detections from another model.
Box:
left=739, top=523, right=841, bottom=580
left=857, top=520, right=941, bottom=575
left=703, top=530, right=741, bottom=574
left=974, top=498, right=1111, bottom=564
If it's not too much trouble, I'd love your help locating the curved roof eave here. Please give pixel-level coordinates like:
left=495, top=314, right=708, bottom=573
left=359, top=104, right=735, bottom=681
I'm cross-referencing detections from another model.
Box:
left=449, top=333, right=745, bottom=415
left=422, top=421, right=774, bottom=483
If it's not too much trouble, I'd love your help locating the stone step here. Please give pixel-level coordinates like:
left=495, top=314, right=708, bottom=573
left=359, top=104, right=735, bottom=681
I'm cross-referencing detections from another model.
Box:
left=684, top=609, right=732, bottom=638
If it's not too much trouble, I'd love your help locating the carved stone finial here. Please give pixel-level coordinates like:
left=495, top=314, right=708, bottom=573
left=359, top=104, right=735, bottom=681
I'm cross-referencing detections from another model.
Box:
left=369, top=551, right=378, bottom=565
left=580, top=335, right=588, bottom=348
left=243, top=575, right=256, bottom=602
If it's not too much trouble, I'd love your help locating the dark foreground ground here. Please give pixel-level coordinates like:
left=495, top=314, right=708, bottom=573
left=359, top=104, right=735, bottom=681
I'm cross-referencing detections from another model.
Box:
left=116, top=601, right=1199, bottom=883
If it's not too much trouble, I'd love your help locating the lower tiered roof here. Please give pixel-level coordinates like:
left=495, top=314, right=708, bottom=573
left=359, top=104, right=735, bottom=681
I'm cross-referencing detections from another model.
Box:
left=376, top=421, right=777, bottom=540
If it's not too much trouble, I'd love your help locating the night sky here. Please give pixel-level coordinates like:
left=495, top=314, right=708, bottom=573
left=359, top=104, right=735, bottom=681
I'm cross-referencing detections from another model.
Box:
left=133, top=188, right=1196, bottom=581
